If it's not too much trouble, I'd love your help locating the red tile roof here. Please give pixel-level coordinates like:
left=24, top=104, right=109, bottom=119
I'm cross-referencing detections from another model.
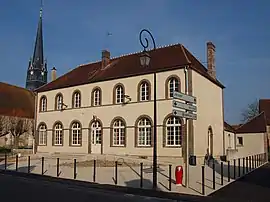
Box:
left=259, top=99, right=270, bottom=125
left=235, top=112, right=267, bottom=134
left=0, top=82, right=35, bottom=119
left=36, top=44, right=225, bottom=93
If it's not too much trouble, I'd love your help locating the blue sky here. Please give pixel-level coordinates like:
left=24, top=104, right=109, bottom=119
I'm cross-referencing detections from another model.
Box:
left=0, top=0, right=269, bottom=124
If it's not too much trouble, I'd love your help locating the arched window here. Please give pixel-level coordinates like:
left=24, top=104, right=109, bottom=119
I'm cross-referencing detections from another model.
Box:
left=92, top=88, right=101, bottom=106
left=38, top=124, right=47, bottom=145
left=91, top=121, right=102, bottom=144
left=137, top=117, right=152, bottom=146
left=112, top=119, right=125, bottom=146
left=71, top=122, right=82, bottom=146
left=72, top=91, right=81, bottom=108
left=139, top=81, right=150, bottom=101
left=40, top=96, right=47, bottom=112
left=55, top=94, right=63, bottom=110
left=114, top=84, right=124, bottom=104
left=166, top=76, right=180, bottom=98
left=165, top=116, right=182, bottom=146
left=53, top=123, right=63, bottom=146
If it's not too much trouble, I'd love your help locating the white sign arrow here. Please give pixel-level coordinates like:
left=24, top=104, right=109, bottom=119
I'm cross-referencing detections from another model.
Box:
left=173, top=100, right=197, bottom=112
left=172, top=109, right=197, bottom=120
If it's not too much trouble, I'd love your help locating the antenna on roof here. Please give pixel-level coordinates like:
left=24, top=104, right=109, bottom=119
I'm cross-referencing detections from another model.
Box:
left=103, top=31, right=112, bottom=51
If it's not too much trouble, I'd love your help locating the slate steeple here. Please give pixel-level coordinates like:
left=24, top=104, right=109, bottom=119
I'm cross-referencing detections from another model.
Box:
left=25, top=4, right=47, bottom=91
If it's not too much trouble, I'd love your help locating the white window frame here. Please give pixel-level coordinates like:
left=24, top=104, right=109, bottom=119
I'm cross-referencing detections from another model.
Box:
left=165, top=116, right=182, bottom=146
left=54, top=123, right=63, bottom=145
left=137, top=118, right=152, bottom=146
left=112, top=120, right=125, bottom=146
left=168, top=78, right=179, bottom=98
left=40, top=97, right=47, bottom=112
left=39, top=124, right=47, bottom=145
left=73, top=92, right=81, bottom=108
left=93, top=89, right=101, bottom=106
left=56, top=95, right=63, bottom=110
left=71, top=122, right=81, bottom=145
left=115, top=86, right=124, bottom=104
left=140, top=82, right=149, bottom=101
left=91, top=121, right=102, bottom=144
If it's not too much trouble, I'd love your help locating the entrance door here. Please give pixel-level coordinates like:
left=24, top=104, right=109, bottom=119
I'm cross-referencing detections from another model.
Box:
left=208, top=127, right=213, bottom=156
left=91, top=121, right=102, bottom=154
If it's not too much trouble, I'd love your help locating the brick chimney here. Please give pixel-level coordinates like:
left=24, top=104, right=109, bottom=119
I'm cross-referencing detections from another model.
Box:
left=51, top=67, right=57, bottom=81
left=101, top=50, right=110, bottom=69
left=207, top=42, right=216, bottom=79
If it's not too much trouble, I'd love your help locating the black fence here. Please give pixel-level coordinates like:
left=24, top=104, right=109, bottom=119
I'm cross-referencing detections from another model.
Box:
left=0, top=154, right=174, bottom=192
left=200, top=152, right=268, bottom=195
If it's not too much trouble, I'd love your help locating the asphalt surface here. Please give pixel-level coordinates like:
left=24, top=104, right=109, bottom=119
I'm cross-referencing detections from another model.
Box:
left=210, top=162, right=270, bottom=202
left=0, top=173, right=179, bottom=202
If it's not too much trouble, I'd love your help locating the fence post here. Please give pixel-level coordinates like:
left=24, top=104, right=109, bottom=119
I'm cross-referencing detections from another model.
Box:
left=4, top=153, right=7, bottom=170
left=212, top=161, right=215, bottom=190
left=252, top=156, right=254, bottom=170
left=140, top=163, right=143, bottom=188
left=233, top=159, right=236, bottom=179
left=56, top=158, right=60, bottom=177
left=248, top=156, right=252, bottom=171
left=238, top=158, right=240, bottom=177
left=169, top=164, right=172, bottom=191
left=74, top=159, right=77, bottom=179
left=15, top=155, right=18, bottom=171
left=228, top=161, right=230, bottom=182
left=115, top=161, right=118, bottom=185
left=28, top=156, right=30, bottom=173
left=243, top=158, right=245, bottom=175
left=93, top=159, right=96, bottom=182
left=255, top=155, right=257, bottom=168
left=202, top=165, right=205, bottom=195
left=246, top=157, right=248, bottom=173
left=41, top=157, right=44, bottom=175
left=221, top=162, right=223, bottom=185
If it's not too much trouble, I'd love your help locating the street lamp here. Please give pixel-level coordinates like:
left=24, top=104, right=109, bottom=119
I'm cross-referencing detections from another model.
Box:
left=139, top=29, right=157, bottom=189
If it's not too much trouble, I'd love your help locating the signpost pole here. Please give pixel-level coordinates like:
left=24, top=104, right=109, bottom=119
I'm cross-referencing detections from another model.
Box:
left=184, top=66, right=189, bottom=188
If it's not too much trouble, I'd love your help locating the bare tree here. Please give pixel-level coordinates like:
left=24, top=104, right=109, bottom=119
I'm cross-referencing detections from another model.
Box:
left=4, top=116, right=33, bottom=148
left=0, top=116, right=9, bottom=137
left=241, top=99, right=259, bottom=123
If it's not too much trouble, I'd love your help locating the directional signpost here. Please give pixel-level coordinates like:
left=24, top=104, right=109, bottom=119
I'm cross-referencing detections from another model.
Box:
left=172, top=91, right=197, bottom=121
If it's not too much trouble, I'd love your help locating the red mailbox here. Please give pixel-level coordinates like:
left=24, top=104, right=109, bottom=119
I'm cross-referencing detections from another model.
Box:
left=175, top=165, right=183, bottom=186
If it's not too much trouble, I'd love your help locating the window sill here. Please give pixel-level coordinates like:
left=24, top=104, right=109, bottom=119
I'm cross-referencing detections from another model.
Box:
left=164, top=145, right=182, bottom=148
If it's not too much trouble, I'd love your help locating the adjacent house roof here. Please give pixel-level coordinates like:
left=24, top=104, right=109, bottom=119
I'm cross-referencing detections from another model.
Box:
left=0, top=82, right=35, bottom=119
left=224, top=121, right=235, bottom=132
left=259, top=99, right=270, bottom=125
left=36, top=44, right=225, bottom=93
left=235, top=112, right=267, bottom=134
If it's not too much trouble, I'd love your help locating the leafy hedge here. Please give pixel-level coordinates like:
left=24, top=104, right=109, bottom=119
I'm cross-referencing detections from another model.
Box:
left=0, top=147, right=11, bottom=153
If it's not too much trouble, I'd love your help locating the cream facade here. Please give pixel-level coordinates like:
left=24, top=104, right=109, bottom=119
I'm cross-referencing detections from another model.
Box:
left=36, top=67, right=224, bottom=157
left=225, top=131, right=266, bottom=160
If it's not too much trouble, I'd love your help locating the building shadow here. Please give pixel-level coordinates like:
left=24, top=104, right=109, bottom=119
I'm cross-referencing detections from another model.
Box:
left=125, top=179, right=161, bottom=191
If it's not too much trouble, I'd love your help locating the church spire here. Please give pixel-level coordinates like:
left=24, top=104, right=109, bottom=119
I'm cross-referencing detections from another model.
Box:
left=26, top=1, right=47, bottom=91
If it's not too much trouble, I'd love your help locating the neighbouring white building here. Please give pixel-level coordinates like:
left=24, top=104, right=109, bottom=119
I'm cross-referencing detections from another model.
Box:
left=224, top=112, right=268, bottom=160
left=35, top=42, right=226, bottom=158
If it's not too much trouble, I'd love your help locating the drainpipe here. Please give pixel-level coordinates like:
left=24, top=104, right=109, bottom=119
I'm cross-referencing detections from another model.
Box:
left=33, top=92, right=38, bottom=154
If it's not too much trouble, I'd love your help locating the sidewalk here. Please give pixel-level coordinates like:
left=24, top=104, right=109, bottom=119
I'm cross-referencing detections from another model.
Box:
left=210, top=163, right=270, bottom=202
left=0, top=153, right=265, bottom=196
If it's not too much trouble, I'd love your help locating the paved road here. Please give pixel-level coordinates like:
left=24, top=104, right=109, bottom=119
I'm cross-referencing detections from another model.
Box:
left=210, top=163, right=270, bottom=202
left=0, top=173, right=180, bottom=202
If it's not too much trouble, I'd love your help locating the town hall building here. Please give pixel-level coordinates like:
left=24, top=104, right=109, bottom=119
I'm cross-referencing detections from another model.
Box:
left=34, top=41, right=226, bottom=158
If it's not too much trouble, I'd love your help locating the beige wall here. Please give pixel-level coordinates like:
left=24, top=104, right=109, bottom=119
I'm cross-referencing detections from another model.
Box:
left=36, top=68, right=223, bottom=157
left=192, top=71, right=224, bottom=157
left=226, top=132, right=265, bottom=159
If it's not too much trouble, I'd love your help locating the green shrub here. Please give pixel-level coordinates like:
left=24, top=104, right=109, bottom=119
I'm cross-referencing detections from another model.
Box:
left=0, top=147, right=11, bottom=153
